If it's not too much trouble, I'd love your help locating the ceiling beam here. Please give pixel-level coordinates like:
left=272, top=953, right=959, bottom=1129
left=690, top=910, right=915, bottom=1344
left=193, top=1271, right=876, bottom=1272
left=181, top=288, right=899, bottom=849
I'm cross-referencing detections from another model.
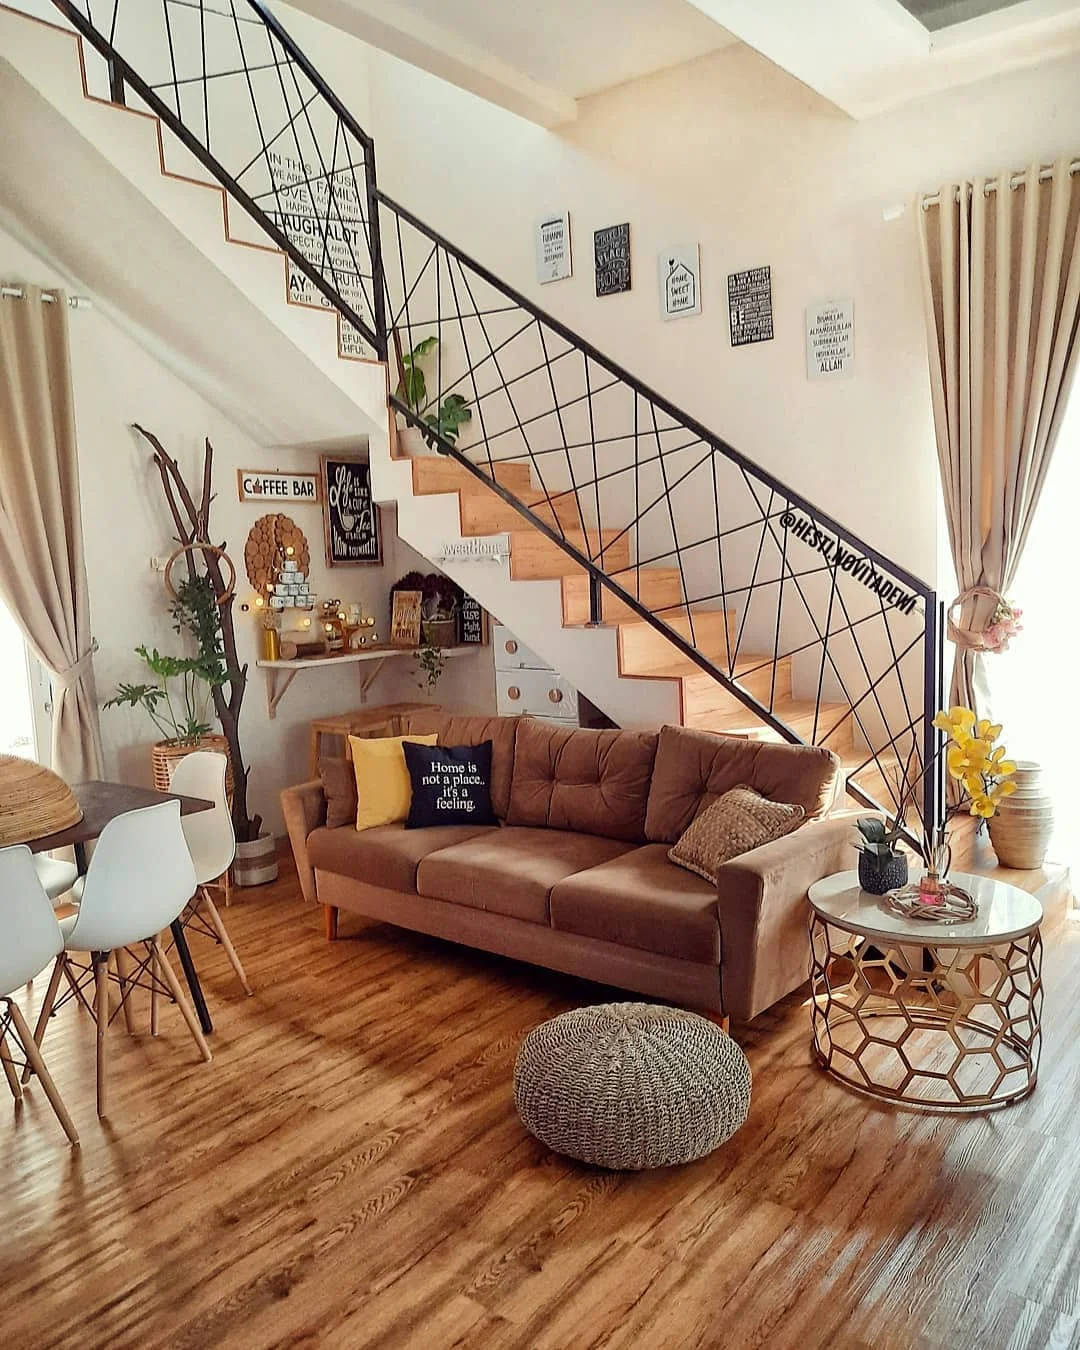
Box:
left=686, top=0, right=1080, bottom=118
left=278, top=0, right=578, bottom=128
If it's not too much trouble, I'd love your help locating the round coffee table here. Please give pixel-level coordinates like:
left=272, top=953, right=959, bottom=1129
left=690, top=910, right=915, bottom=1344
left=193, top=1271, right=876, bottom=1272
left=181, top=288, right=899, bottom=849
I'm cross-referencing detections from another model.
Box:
left=808, top=869, right=1043, bottom=1110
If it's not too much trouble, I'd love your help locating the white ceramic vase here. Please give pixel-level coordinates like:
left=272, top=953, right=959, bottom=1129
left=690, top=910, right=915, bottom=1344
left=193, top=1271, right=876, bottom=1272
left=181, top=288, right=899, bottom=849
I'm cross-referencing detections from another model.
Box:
left=988, top=761, right=1053, bottom=870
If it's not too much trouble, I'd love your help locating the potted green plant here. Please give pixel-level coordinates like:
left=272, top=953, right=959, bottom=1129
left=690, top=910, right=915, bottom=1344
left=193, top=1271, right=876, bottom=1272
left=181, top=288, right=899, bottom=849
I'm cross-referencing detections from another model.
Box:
left=414, top=638, right=447, bottom=694
left=105, top=575, right=232, bottom=790
left=394, top=334, right=472, bottom=454
left=420, top=573, right=461, bottom=648
left=853, top=817, right=909, bottom=895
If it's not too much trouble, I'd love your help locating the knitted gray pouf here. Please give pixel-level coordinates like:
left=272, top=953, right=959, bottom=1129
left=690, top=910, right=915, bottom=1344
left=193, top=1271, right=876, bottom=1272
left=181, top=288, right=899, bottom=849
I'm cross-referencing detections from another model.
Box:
left=513, top=1002, right=752, bottom=1170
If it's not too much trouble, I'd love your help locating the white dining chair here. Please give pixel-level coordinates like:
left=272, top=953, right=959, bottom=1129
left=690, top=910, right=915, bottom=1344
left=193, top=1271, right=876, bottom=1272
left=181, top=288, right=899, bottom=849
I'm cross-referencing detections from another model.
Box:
left=33, top=855, right=78, bottom=904
left=29, top=801, right=211, bottom=1118
left=169, top=751, right=252, bottom=996
left=0, top=846, right=79, bottom=1145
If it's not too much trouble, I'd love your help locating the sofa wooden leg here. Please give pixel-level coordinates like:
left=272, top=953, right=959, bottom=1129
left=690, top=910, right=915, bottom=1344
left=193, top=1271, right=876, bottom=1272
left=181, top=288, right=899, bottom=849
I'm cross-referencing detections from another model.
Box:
left=323, top=905, right=339, bottom=942
left=702, top=1010, right=730, bottom=1034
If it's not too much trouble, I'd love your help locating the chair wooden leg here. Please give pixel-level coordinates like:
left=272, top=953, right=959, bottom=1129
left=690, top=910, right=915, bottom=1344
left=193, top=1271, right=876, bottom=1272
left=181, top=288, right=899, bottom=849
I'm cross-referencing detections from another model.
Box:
left=0, top=1026, right=22, bottom=1101
left=151, top=940, right=212, bottom=1064
left=22, top=956, right=65, bottom=1087
left=94, top=952, right=109, bottom=1119
left=7, top=1000, right=79, bottom=1146
left=199, top=888, right=252, bottom=995
left=324, top=905, right=339, bottom=942
left=150, top=938, right=160, bottom=1036
left=114, top=947, right=136, bottom=1034
left=61, top=957, right=94, bottom=1017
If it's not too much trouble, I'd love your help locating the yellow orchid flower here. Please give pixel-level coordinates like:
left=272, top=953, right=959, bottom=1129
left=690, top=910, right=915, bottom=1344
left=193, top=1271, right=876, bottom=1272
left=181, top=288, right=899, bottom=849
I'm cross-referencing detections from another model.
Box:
left=997, top=779, right=1017, bottom=796
left=969, top=793, right=997, bottom=818
left=962, top=772, right=983, bottom=797
left=933, top=706, right=977, bottom=741
left=976, top=719, right=1003, bottom=742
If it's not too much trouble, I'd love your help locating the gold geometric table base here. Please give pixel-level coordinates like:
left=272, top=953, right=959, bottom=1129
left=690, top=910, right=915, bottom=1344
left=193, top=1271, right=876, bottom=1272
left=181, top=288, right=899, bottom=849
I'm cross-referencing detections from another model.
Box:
left=809, top=913, right=1043, bottom=1111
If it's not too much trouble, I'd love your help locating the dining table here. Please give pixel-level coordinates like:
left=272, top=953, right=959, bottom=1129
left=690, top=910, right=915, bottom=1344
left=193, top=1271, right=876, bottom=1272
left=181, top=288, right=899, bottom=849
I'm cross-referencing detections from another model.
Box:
left=19, top=780, right=217, bottom=1035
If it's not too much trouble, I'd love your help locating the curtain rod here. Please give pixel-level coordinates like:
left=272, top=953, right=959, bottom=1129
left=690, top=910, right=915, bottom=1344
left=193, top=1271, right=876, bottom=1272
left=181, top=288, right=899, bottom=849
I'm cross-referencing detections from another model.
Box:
left=920, top=157, right=1080, bottom=210
left=0, top=285, right=92, bottom=310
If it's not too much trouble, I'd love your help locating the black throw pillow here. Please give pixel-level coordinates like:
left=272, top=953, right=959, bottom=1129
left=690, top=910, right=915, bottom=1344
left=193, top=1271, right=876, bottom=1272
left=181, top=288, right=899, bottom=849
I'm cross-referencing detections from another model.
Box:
left=403, top=740, right=499, bottom=829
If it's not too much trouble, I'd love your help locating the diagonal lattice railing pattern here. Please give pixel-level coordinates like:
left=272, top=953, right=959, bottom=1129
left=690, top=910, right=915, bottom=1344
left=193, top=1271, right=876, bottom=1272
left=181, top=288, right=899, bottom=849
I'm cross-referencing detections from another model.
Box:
left=47, top=0, right=944, bottom=835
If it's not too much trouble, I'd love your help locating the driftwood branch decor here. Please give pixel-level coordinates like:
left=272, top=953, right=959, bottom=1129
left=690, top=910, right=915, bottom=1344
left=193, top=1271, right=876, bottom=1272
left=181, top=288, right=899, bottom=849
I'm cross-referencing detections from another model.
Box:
left=133, top=425, right=261, bottom=842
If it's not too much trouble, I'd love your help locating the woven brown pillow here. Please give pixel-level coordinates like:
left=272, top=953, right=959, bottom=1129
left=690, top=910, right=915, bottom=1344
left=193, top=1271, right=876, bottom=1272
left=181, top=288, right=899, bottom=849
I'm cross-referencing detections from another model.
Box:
left=668, top=784, right=805, bottom=884
left=319, top=757, right=358, bottom=830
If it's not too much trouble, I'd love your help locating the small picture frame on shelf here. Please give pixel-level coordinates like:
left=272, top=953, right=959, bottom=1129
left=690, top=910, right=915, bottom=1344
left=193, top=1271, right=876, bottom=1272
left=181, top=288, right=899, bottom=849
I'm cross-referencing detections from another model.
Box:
left=390, top=590, right=422, bottom=647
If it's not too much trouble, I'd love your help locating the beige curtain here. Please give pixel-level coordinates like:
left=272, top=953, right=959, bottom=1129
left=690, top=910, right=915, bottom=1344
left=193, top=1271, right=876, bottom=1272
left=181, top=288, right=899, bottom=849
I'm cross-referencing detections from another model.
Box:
left=0, top=285, right=103, bottom=782
left=917, top=157, right=1080, bottom=715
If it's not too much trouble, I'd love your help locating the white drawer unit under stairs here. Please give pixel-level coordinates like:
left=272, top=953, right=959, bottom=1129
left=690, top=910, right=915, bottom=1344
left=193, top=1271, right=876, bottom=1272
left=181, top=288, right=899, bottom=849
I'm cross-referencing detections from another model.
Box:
left=494, top=624, right=579, bottom=726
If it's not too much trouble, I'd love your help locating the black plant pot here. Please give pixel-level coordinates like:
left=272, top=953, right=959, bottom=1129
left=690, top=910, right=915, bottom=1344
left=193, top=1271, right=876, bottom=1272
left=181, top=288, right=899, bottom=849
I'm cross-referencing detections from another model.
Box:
left=858, top=850, right=908, bottom=896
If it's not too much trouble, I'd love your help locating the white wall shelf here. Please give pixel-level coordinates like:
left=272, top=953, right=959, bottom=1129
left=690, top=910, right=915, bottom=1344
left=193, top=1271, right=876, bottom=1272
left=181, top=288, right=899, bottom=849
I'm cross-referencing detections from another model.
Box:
left=256, top=645, right=472, bottom=718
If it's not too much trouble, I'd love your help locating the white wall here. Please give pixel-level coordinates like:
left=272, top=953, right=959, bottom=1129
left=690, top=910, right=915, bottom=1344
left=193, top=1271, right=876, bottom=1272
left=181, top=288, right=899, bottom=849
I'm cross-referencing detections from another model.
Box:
left=0, top=225, right=494, bottom=833
left=358, top=37, right=1080, bottom=587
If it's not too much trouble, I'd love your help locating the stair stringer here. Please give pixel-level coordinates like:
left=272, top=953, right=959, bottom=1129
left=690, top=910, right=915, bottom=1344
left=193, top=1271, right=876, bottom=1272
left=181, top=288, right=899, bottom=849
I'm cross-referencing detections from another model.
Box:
left=369, top=442, right=682, bottom=730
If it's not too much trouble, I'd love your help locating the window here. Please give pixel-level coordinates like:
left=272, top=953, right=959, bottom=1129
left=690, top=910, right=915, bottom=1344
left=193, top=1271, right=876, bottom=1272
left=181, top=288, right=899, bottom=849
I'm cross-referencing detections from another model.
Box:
left=985, top=390, right=1079, bottom=861
left=0, top=595, right=47, bottom=762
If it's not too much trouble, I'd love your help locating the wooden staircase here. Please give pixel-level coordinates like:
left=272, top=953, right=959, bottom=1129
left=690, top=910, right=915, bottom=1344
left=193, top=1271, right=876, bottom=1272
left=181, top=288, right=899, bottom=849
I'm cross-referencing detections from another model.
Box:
left=407, top=449, right=897, bottom=812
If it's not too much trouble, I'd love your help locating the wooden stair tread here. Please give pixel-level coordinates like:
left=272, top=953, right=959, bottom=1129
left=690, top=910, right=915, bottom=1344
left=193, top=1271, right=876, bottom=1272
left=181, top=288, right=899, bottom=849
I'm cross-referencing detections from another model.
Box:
left=691, top=696, right=856, bottom=749
left=411, top=455, right=533, bottom=495
left=561, top=568, right=684, bottom=625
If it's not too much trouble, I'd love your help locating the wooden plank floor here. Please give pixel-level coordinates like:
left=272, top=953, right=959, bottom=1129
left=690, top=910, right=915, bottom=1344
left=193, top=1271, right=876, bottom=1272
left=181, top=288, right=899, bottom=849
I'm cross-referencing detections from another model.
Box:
left=3, top=852, right=1080, bottom=1350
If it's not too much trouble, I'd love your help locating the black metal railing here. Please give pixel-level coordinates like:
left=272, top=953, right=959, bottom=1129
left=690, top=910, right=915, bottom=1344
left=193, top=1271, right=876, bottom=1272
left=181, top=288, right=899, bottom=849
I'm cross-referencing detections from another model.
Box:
left=46, top=0, right=944, bottom=836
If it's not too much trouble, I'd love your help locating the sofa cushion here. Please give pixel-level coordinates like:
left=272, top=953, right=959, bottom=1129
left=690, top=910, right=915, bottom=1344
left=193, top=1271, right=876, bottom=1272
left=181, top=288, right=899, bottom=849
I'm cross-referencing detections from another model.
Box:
left=308, top=821, right=497, bottom=893
left=549, top=844, right=721, bottom=964
left=506, top=719, right=658, bottom=843
left=645, top=724, right=841, bottom=844
left=416, top=826, right=633, bottom=924
left=348, top=733, right=438, bottom=831
left=400, top=712, right=519, bottom=819
left=668, top=785, right=805, bottom=884
left=318, top=756, right=357, bottom=830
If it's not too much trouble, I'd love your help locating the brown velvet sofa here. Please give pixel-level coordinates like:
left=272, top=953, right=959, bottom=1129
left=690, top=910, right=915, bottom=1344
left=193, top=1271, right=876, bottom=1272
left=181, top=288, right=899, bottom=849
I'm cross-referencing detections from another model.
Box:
left=281, top=712, right=853, bottom=1021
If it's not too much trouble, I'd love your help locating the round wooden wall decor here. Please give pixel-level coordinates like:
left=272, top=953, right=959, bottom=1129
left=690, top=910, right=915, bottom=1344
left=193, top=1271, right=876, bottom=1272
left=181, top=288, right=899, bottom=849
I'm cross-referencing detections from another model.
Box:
left=244, top=513, right=311, bottom=595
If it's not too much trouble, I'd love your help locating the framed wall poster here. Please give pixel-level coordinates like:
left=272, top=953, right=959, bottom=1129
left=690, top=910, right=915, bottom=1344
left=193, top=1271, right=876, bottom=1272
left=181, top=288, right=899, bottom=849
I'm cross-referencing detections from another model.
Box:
left=390, top=590, right=423, bottom=647
left=728, top=266, right=774, bottom=347
left=535, top=211, right=572, bottom=284
left=237, top=469, right=320, bottom=504
left=458, top=595, right=490, bottom=646
left=320, top=455, right=382, bottom=565
left=658, top=244, right=701, bottom=321
left=594, top=223, right=631, bottom=297
left=805, top=298, right=854, bottom=379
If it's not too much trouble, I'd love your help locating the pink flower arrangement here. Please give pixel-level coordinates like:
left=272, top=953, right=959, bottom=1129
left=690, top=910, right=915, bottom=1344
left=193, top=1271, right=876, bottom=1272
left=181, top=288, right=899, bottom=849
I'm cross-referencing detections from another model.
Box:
left=984, top=599, right=1022, bottom=654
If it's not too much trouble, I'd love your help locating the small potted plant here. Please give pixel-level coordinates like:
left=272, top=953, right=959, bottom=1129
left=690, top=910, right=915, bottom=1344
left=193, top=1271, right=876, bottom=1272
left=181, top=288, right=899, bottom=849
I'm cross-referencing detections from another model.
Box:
left=414, top=639, right=447, bottom=694
left=420, top=573, right=461, bottom=648
left=394, top=334, right=472, bottom=455
left=853, top=817, right=909, bottom=895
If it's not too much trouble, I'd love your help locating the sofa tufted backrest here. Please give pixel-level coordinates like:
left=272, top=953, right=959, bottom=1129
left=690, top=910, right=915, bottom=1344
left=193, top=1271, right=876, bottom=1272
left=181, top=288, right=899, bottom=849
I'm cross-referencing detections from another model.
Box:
left=506, top=718, right=658, bottom=843
left=644, top=724, right=842, bottom=844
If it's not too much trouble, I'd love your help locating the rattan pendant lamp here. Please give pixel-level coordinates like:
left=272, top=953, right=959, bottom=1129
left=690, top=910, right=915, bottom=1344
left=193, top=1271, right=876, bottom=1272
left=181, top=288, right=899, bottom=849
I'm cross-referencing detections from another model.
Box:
left=0, top=754, right=82, bottom=847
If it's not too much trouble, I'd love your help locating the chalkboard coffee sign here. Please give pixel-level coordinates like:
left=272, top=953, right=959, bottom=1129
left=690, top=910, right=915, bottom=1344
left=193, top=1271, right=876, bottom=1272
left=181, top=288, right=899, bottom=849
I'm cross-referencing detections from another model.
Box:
left=320, top=455, right=382, bottom=565
left=594, top=223, right=631, bottom=297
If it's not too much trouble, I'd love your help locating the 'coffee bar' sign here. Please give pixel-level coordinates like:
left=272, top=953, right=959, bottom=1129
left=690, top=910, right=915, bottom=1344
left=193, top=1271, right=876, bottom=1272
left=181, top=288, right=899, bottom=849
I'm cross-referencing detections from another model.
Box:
left=237, top=470, right=319, bottom=504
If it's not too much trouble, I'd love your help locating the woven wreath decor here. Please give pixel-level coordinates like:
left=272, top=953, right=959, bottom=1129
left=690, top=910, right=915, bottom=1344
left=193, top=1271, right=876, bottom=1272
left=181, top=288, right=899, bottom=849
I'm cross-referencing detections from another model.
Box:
left=946, top=586, right=1023, bottom=654
left=513, top=1003, right=752, bottom=1170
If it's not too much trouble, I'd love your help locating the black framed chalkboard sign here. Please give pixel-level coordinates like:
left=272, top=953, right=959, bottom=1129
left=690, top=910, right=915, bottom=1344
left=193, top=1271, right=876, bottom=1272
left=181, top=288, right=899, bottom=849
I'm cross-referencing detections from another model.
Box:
left=320, top=455, right=382, bottom=566
left=458, top=594, right=489, bottom=645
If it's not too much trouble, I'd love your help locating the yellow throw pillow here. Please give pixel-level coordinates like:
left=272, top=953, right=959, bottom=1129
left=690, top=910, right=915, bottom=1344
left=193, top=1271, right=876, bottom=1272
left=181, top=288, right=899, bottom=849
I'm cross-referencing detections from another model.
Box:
left=668, top=785, right=805, bottom=885
left=348, top=733, right=438, bottom=831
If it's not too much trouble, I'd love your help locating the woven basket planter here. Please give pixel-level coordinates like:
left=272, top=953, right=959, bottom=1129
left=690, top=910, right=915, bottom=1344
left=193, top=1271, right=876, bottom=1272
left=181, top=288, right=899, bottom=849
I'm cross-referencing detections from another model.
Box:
left=151, top=735, right=233, bottom=798
left=514, top=1002, right=752, bottom=1170
left=232, top=832, right=278, bottom=887
left=0, top=753, right=82, bottom=847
